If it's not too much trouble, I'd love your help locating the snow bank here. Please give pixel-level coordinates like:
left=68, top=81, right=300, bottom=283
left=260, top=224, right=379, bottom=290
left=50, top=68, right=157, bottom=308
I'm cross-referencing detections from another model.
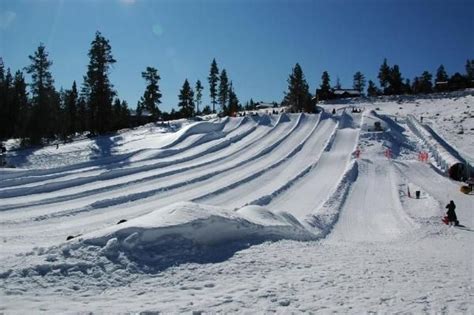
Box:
left=307, top=160, right=359, bottom=236
left=82, top=202, right=314, bottom=248
left=0, top=202, right=316, bottom=281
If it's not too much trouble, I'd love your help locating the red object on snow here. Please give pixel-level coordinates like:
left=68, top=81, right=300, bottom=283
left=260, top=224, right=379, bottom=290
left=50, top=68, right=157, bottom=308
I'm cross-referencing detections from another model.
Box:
left=442, top=216, right=449, bottom=225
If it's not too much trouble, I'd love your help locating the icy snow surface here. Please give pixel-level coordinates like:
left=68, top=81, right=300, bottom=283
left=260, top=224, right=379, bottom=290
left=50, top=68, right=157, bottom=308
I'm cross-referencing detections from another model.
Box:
left=1, top=95, right=473, bottom=313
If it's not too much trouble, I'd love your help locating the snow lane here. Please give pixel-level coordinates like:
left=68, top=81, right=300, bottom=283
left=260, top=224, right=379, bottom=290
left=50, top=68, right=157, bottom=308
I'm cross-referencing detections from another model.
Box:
left=268, top=126, right=359, bottom=220
left=0, top=118, right=238, bottom=190
left=0, top=115, right=302, bottom=220
left=392, top=161, right=473, bottom=225
left=0, top=118, right=260, bottom=198
left=328, top=159, right=417, bottom=242
left=0, top=117, right=241, bottom=188
left=203, top=117, right=337, bottom=208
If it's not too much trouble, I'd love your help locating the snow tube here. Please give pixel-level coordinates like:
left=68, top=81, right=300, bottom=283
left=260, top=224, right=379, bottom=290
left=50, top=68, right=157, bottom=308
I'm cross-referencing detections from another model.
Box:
left=448, top=162, right=467, bottom=181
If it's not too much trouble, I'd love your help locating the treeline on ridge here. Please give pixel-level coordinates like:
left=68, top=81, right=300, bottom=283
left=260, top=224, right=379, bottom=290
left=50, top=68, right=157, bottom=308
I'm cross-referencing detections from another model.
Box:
left=1, top=31, right=473, bottom=146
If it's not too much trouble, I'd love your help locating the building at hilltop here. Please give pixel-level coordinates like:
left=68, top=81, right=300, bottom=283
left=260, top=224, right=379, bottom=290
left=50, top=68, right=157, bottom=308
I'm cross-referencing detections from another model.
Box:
left=315, top=88, right=361, bottom=102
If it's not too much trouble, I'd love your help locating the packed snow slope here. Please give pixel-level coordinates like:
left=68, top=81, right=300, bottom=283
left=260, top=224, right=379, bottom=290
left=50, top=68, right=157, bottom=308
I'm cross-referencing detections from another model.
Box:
left=1, top=93, right=473, bottom=313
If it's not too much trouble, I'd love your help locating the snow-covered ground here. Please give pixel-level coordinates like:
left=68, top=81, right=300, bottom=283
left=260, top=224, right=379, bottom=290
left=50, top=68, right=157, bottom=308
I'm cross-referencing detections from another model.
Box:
left=1, top=93, right=473, bottom=313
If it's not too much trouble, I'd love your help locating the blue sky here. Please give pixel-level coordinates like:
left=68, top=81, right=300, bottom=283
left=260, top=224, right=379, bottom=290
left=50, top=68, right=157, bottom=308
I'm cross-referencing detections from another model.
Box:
left=1, top=0, right=473, bottom=112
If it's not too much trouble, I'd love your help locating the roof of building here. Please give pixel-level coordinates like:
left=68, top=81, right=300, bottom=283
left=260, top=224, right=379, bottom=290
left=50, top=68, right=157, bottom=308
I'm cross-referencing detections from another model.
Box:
left=255, top=102, right=274, bottom=109
left=332, top=89, right=361, bottom=95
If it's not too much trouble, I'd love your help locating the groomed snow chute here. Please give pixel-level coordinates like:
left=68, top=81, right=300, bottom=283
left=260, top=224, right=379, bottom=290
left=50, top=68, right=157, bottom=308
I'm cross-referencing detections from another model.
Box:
left=407, top=114, right=469, bottom=181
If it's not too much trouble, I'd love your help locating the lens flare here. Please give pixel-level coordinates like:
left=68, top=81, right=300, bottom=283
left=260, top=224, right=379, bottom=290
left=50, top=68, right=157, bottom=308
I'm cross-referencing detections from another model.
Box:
left=152, top=24, right=163, bottom=37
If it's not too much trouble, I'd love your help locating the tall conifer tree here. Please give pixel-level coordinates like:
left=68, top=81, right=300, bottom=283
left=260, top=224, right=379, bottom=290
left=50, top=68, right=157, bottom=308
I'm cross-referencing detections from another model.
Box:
left=353, top=71, right=366, bottom=94
left=435, top=65, right=448, bottom=83
left=82, top=32, right=116, bottom=134
left=195, top=80, right=203, bottom=114
left=208, top=59, right=219, bottom=113
left=284, top=63, right=311, bottom=112
left=218, top=69, right=229, bottom=113
left=318, top=71, right=331, bottom=101
left=367, top=80, right=379, bottom=97
left=64, top=81, right=78, bottom=136
left=25, top=43, right=56, bottom=143
left=378, top=58, right=391, bottom=93
left=178, top=79, right=195, bottom=118
left=139, top=66, right=161, bottom=119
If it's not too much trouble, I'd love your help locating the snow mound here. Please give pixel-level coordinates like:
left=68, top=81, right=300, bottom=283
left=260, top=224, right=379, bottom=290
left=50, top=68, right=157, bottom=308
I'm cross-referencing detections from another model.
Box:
left=0, top=202, right=315, bottom=281
left=338, top=111, right=356, bottom=129
left=83, top=202, right=314, bottom=248
left=160, top=119, right=227, bottom=149
left=256, top=114, right=273, bottom=126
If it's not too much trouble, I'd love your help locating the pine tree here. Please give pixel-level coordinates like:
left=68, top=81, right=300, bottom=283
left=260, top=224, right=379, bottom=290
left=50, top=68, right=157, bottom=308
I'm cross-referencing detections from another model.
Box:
left=0, top=59, right=6, bottom=138
left=227, top=82, right=239, bottom=116
left=12, top=70, right=29, bottom=138
left=367, top=80, right=379, bottom=97
left=411, top=77, right=421, bottom=94
left=318, top=71, right=331, bottom=101
left=218, top=69, right=229, bottom=113
left=420, top=71, right=433, bottom=94
left=465, top=59, right=474, bottom=81
left=82, top=32, right=116, bottom=134
left=201, top=105, right=212, bottom=115
left=3, top=68, right=20, bottom=139
left=435, top=65, right=449, bottom=83
left=50, top=89, right=62, bottom=138
left=352, top=71, right=366, bottom=94
left=0, top=61, right=12, bottom=139
left=403, top=79, right=412, bottom=94
left=389, top=65, right=403, bottom=95
left=412, top=71, right=433, bottom=94
left=0, top=58, right=4, bottom=83
left=208, top=59, right=219, bottom=113
left=135, top=101, right=143, bottom=125
left=139, top=66, right=161, bottom=119
left=113, top=98, right=123, bottom=130
left=178, top=79, right=195, bottom=118
left=25, top=43, right=56, bottom=143
left=378, top=58, right=391, bottom=93
left=448, top=72, right=469, bottom=91
left=195, top=80, right=203, bottom=114
left=434, top=65, right=448, bottom=92
left=465, top=60, right=474, bottom=88
left=249, top=98, right=255, bottom=110
left=64, top=81, right=78, bottom=136
left=77, top=97, right=87, bottom=132
left=284, top=63, right=311, bottom=112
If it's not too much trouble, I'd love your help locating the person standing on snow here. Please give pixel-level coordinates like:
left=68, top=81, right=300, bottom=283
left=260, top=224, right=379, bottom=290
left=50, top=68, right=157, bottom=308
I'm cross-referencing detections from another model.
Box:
left=445, top=200, right=458, bottom=226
